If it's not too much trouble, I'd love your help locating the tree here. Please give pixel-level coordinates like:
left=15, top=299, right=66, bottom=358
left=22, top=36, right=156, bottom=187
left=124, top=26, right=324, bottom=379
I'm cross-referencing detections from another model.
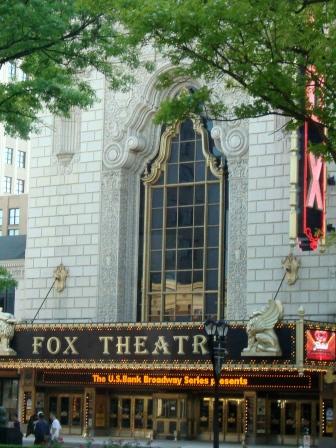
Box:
left=0, top=0, right=133, bottom=139
left=0, top=267, right=17, bottom=294
left=90, top=0, right=336, bottom=161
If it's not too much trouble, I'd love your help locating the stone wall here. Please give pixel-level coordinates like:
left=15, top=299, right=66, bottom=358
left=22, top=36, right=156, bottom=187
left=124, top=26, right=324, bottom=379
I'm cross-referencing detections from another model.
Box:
left=18, top=72, right=105, bottom=322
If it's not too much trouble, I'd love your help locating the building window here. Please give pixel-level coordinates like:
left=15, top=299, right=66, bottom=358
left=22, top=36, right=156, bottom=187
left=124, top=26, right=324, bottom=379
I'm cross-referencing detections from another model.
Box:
left=0, top=287, right=15, bottom=314
left=16, top=179, right=24, bottom=194
left=17, top=150, right=26, bottom=168
left=4, top=147, right=13, bottom=165
left=3, top=176, right=12, bottom=193
left=8, top=62, right=17, bottom=80
left=0, top=209, right=2, bottom=226
left=8, top=208, right=20, bottom=225
left=139, top=118, right=225, bottom=322
left=8, top=229, right=19, bottom=236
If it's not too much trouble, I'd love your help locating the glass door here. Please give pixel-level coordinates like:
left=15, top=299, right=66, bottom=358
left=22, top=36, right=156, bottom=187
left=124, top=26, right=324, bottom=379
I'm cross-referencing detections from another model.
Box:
left=154, top=394, right=187, bottom=439
left=48, top=394, right=82, bottom=435
left=109, top=396, right=153, bottom=436
left=60, top=396, right=70, bottom=426
left=121, top=398, right=131, bottom=429
left=269, top=400, right=282, bottom=445
left=198, top=397, right=243, bottom=443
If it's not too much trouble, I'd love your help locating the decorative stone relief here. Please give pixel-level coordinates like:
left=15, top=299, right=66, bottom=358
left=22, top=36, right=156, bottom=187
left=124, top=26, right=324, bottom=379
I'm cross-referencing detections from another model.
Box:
left=226, top=157, right=248, bottom=320
left=241, top=299, right=284, bottom=356
left=98, top=170, right=122, bottom=321
left=282, top=254, right=300, bottom=285
left=212, top=124, right=248, bottom=158
left=212, top=121, right=249, bottom=320
left=98, top=169, right=137, bottom=321
left=1, top=263, right=24, bottom=280
left=53, top=263, right=69, bottom=293
left=103, top=143, right=122, bottom=169
left=53, top=108, right=81, bottom=174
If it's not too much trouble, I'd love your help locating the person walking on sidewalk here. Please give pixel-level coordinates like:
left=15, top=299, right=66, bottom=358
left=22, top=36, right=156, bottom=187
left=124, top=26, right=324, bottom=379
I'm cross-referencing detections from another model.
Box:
left=50, top=413, right=62, bottom=444
left=34, top=412, right=50, bottom=445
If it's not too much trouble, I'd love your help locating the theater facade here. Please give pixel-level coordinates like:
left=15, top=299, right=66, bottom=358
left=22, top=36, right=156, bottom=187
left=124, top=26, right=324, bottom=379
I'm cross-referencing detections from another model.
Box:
left=0, top=317, right=334, bottom=447
left=6, top=57, right=336, bottom=448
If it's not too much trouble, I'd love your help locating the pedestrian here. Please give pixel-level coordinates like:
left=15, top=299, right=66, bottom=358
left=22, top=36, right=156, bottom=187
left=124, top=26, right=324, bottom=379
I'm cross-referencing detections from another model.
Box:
left=49, top=413, right=62, bottom=444
left=34, top=411, right=50, bottom=445
left=11, top=413, right=23, bottom=445
left=26, top=410, right=38, bottom=437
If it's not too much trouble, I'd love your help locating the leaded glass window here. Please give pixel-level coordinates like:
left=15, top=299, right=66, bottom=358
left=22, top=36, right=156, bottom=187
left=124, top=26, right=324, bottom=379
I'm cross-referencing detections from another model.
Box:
left=140, top=118, right=225, bottom=322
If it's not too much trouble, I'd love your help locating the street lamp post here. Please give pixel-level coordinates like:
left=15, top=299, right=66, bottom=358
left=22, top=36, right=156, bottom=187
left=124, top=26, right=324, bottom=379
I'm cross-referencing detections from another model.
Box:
left=204, top=319, right=229, bottom=448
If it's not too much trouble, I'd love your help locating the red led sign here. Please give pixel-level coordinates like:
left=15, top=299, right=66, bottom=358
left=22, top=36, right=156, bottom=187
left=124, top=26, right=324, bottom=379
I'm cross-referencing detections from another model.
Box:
left=306, top=330, right=335, bottom=361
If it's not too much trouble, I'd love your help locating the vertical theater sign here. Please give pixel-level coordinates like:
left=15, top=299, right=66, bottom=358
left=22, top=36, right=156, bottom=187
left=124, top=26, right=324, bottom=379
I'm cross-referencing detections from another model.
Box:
left=298, top=66, right=326, bottom=251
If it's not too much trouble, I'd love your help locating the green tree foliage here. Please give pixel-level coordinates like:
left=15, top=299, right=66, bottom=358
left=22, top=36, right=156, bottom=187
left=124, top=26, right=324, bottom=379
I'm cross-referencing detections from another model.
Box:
left=0, top=0, right=134, bottom=139
left=91, top=0, right=336, bottom=160
left=0, top=267, right=17, bottom=293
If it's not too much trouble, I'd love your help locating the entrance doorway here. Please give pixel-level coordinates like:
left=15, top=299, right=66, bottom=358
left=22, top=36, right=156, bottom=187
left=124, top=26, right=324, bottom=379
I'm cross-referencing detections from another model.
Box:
left=48, top=395, right=82, bottom=435
left=109, top=395, right=153, bottom=437
left=199, top=397, right=244, bottom=442
left=154, top=394, right=188, bottom=439
left=108, top=394, right=188, bottom=439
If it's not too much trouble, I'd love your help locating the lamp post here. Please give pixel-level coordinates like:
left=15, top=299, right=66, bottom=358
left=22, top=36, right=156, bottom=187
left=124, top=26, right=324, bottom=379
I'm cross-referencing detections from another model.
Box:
left=204, top=319, right=229, bottom=448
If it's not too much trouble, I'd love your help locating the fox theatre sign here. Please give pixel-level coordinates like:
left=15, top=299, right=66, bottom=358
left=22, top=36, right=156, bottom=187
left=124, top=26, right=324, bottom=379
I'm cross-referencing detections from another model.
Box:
left=7, top=322, right=295, bottom=369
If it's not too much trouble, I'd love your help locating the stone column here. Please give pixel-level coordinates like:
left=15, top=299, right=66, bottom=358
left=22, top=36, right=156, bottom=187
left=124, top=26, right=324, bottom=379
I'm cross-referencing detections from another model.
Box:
left=211, top=123, right=249, bottom=320
left=98, top=163, right=140, bottom=322
left=226, top=157, right=248, bottom=319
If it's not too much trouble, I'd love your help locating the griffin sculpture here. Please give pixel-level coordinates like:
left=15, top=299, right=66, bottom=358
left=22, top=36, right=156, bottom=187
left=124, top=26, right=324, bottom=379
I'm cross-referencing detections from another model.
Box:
left=241, top=299, right=283, bottom=357
left=0, top=308, right=17, bottom=356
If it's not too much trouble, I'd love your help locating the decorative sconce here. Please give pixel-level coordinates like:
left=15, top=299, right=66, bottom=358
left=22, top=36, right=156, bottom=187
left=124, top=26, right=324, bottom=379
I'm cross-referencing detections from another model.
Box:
left=53, top=264, right=68, bottom=293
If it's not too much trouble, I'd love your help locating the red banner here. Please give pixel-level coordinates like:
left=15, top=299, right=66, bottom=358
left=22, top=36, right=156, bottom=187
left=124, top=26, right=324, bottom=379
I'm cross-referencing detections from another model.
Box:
left=306, top=330, right=335, bottom=361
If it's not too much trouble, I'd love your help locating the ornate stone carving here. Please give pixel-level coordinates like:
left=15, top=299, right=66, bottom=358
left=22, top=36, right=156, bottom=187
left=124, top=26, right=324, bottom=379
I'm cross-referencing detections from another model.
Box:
left=0, top=309, right=17, bottom=356
left=282, top=254, right=300, bottom=285
left=226, top=157, right=248, bottom=320
left=211, top=120, right=249, bottom=320
left=126, top=134, right=146, bottom=153
left=228, top=157, right=248, bottom=178
left=103, top=143, right=122, bottom=169
left=53, top=263, right=68, bottom=293
left=211, top=121, right=248, bottom=159
left=98, top=169, right=138, bottom=322
left=53, top=108, right=81, bottom=173
left=324, top=368, right=336, bottom=384
left=242, top=300, right=284, bottom=356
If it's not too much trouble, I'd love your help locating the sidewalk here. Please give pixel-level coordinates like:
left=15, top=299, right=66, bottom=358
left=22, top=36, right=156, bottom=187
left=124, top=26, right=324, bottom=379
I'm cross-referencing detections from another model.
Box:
left=23, top=434, right=297, bottom=448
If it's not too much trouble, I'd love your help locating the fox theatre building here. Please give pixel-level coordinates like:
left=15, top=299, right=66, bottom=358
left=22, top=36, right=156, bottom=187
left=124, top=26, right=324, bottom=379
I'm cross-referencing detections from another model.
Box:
left=0, top=315, right=333, bottom=447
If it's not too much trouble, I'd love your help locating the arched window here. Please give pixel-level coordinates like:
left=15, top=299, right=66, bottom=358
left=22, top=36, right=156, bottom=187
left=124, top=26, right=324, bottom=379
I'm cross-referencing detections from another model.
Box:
left=139, top=118, right=226, bottom=322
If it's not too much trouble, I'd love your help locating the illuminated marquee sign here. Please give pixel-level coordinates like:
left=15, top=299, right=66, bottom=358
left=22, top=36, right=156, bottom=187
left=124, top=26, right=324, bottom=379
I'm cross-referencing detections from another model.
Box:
left=9, top=323, right=295, bottom=368
left=38, top=370, right=312, bottom=391
left=92, top=373, right=248, bottom=387
left=306, top=329, right=336, bottom=361
left=299, top=66, right=326, bottom=251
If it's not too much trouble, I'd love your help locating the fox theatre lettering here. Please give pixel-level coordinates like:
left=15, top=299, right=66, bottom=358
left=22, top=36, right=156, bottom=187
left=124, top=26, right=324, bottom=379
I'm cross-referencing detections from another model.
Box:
left=11, top=325, right=215, bottom=364
left=30, top=334, right=208, bottom=357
